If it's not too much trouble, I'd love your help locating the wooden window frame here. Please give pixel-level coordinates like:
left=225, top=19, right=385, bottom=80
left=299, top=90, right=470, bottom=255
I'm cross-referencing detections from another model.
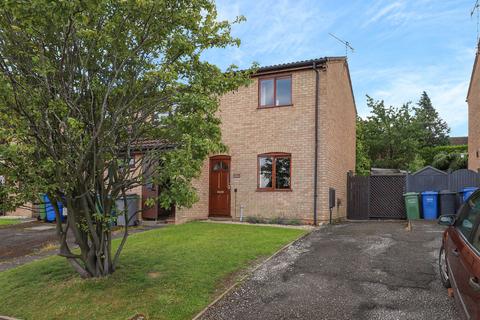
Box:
left=258, top=74, right=293, bottom=108
left=257, top=152, right=292, bottom=192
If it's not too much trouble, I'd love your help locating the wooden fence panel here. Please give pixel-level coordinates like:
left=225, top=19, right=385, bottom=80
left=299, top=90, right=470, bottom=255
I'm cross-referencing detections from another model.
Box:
left=407, top=167, right=448, bottom=192
left=347, top=175, right=369, bottom=220
left=448, top=169, right=480, bottom=192
left=347, top=167, right=480, bottom=221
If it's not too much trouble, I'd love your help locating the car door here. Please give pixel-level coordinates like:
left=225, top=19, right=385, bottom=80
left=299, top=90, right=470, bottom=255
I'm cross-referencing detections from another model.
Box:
left=469, top=225, right=480, bottom=318
left=447, top=193, right=480, bottom=319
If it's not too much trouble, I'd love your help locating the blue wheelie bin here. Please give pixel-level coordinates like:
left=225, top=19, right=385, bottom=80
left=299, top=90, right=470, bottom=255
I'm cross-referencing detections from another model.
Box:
left=43, top=194, right=64, bottom=222
left=421, top=191, right=439, bottom=220
left=460, top=187, right=479, bottom=204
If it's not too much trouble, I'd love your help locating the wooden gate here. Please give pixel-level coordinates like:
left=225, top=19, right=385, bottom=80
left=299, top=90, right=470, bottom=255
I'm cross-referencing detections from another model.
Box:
left=347, top=173, right=406, bottom=220
left=347, top=175, right=369, bottom=220
left=369, top=175, right=406, bottom=219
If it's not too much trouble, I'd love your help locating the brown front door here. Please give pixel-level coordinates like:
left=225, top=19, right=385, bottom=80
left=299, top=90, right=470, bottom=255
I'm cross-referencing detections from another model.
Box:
left=209, top=156, right=231, bottom=217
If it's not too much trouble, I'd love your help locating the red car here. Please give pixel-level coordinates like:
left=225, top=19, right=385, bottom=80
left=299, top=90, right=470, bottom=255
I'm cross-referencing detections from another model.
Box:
left=439, top=190, right=480, bottom=319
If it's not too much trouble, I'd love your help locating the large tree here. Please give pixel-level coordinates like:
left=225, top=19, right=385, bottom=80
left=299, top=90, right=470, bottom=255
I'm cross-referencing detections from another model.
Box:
left=0, top=0, right=252, bottom=278
left=414, top=91, right=450, bottom=147
left=361, top=96, right=420, bottom=170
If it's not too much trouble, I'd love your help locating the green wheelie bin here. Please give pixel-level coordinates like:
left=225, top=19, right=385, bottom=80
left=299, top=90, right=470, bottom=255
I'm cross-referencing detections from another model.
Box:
left=403, top=192, right=420, bottom=220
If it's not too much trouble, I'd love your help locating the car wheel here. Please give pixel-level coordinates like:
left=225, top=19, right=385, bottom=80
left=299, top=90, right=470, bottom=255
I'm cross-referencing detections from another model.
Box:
left=439, top=245, right=451, bottom=288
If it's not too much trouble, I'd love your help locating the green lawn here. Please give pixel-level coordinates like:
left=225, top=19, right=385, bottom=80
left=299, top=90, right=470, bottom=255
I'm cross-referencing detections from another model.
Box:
left=0, top=218, right=22, bottom=226
left=0, top=222, right=306, bottom=320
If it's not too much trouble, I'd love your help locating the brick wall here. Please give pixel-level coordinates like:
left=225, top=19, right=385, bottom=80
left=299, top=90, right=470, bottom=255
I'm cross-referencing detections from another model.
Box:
left=319, top=60, right=356, bottom=222
left=177, top=69, right=317, bottom=223
left=6, top=203, right=34, bottom=217
left=176, top=59, right=356, bottom=224
left=469, top=51, right=480, bottom=172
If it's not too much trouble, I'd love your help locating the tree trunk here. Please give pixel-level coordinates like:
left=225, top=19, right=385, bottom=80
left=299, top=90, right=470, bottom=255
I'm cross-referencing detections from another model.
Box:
left=52, top=192, right=127, bottom=278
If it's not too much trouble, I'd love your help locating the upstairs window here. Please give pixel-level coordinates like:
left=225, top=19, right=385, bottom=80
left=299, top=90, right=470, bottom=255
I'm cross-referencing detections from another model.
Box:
left=259, top=75, right=292, bottom=108
left=258, top=153, right=291, bottom=191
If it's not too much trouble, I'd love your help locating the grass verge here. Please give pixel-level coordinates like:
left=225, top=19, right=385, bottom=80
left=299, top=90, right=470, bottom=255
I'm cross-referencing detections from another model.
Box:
left=0, top=218, right=22, bottom=226
left=0, top=222, right=305, bottom=320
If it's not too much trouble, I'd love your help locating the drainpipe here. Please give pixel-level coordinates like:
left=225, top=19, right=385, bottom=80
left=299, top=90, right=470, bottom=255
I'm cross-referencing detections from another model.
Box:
left=313, top=62, right=320, bottom=226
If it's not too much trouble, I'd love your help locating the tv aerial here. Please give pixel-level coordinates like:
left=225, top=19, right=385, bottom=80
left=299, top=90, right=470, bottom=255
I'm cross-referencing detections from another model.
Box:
left=471, top=0, right=480, bottom=42
left=329, top=33, right=355, bottom=57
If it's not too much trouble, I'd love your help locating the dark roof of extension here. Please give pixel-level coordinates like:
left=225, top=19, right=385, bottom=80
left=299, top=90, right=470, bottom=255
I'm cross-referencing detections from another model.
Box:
left=255, top=56, right=347, bottom=74
left=131, top=139, right=176, bottom=152
left=449, top=136, right=468, bottom=146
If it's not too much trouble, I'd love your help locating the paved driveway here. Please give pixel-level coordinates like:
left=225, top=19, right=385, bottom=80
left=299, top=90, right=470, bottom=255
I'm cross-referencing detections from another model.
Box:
left=200, top=221, right=459, bottom=320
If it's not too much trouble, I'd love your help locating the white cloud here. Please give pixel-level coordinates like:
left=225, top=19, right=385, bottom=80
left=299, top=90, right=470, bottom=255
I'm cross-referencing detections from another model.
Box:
left=363, top=1, right=404, bottom=27
left=209, top=0, right=341, bottom=67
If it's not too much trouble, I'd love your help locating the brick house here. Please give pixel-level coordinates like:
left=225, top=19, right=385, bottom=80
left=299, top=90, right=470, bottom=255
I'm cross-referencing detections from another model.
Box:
left=468, top=46, right=480, bottom=172
left=5, top=56, right=357, bottom=225
left=175, top=56, right=356, bottom=224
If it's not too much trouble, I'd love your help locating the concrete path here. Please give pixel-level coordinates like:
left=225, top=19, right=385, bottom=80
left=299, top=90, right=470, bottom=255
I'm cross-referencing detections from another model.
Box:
left=200, top=221, right=459, bottom=320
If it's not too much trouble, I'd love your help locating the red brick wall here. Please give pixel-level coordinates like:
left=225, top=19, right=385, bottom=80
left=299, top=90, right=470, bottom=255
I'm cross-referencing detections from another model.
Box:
left=469, top=52, right=480, bottom=172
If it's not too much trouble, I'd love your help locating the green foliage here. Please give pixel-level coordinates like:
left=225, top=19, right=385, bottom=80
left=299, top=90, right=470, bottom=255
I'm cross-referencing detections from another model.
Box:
left=432, top=152, right=451, bottom=171
left=420, top=144, right=468, bottom=165
left=357, top=92, right=451, bottom=172
left=361, top=96, right=420, bottom=170
left=431, top=152, right=468, bottom=171
left=407, top=154, right=426, bottom=173
left=355, top=117, right=371, bottom=175
left=0, top=0, right=253, bottom=277
left=413, top=91, right=450, bottom=147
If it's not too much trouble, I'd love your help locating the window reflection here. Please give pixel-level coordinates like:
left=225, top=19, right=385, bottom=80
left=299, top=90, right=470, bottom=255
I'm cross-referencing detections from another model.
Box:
left=260, top=79, right=274, bottom=106
left=276, top=77, right=291, bottom=106
left=259, top=157, right=273, bottom=188
left=275, top=157, right=291, bottom=189
left=213, top=161, right=228, bottom=172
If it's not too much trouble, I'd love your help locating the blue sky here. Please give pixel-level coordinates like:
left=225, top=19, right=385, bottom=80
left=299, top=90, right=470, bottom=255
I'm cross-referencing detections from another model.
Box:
left=203, top=0, right=479, bottom=136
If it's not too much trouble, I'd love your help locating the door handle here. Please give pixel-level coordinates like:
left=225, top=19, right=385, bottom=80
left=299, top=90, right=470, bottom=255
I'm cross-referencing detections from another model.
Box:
left=469, top=277, right=480, bottom=292
left=452, top=248, right=460, bottom=257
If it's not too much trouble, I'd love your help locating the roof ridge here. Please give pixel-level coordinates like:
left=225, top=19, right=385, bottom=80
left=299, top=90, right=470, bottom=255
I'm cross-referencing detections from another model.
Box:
left=256, top=56, right=347, bottom=73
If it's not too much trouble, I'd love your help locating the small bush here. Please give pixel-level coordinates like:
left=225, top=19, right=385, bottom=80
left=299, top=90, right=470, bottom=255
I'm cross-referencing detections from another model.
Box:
left=245, top=216, right=267, bottom=224
left=285, top=219, right=301, bottom=225
left=246, top=216, right=302, bottom=226
left=268, top=217, right=285, bottom=225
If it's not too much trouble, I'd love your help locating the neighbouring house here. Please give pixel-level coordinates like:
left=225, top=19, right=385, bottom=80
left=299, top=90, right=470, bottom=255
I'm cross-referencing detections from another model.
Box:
left=468, top=44, right=480, bottom=172
left=449, top=136, right=468, bottom=146
left=5, top=56, right=357, bottom=225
